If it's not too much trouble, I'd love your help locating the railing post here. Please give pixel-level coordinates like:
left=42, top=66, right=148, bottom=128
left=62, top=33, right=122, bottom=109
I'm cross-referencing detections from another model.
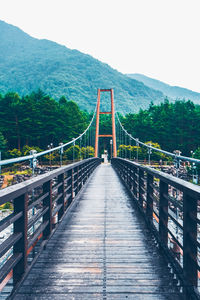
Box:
left=79, top=164, right=83, bottom=190
left=58, top=173, right=65, bottom=221
left=146, top=174, right=153, bottom=221
left=124, top=163, right=127, bottom=184
left=121, top=162, right=124, bottom=181
left=130, top=166, right=133, bottom=192
left=43, top=180, right=52, bottom=239
left=88, top=161, right=91, bottom=177
left=88, top=161, right=92, bottom=177
left=84, top=163, right=87, bottom=181
left=159, top=180, right=168, bottom=245
left=133, top=166, right=137, bottom=199
left=73, top=167, right=77, bottom=196
left=86, top=162, right=89, bottom=179
left=91, top=160, right=94, bottom=174
left=126, top=163, right=128, bottom=184
left=13, top=193, right=28, bottom=285
left=183, top=193, right=197, bottom=288
left=82, top=163, right=86, bottom=184
left=76, top=166, right=79, bottom=193
left=130, top=165, right=133, bottom=191
left=119, top=161, right=122, bottom=177
left=126, top=163, right=130, bottom=188
left=139, top=169, right=144, bottom=208
left=68, top=169, right=74, bottom=205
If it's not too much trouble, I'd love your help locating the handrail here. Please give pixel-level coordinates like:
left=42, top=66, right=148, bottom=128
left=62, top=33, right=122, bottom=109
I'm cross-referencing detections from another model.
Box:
left=112, top=157, right=200, bottom=299
left=0, top=157, right=101, bottom=295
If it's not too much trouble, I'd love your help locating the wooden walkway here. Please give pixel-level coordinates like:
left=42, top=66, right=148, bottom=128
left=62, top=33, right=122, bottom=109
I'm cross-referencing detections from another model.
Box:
left=12, top=164, right=184, bottom=299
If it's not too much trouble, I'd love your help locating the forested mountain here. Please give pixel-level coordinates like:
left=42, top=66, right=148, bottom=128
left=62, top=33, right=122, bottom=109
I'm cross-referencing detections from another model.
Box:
left=0, top=20, right=165, bottom=113
left=127, top=73, right=200, bottom=103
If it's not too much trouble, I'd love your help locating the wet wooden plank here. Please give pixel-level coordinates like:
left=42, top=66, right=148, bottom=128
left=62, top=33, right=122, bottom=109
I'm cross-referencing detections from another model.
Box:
left=13, top=164, right=184, bottom=299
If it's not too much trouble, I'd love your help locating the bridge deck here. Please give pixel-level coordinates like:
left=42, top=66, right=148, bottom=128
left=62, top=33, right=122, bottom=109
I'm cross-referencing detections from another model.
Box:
left=13, top=164, right=183, bottom=300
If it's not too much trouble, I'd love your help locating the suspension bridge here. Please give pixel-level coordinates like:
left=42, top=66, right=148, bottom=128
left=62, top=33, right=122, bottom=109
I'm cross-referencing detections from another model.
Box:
left=0, top=89, right=200, bottom=299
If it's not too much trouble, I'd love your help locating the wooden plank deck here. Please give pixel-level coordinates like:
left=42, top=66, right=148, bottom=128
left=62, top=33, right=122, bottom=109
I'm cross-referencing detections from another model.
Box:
left=12, top=164, right=184, bottom=299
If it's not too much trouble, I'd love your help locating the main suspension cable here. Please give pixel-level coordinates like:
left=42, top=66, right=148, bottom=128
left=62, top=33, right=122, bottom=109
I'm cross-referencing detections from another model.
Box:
left=116, top=112, right=200, bottom=165
left=0, top=105, right=97, bottom=167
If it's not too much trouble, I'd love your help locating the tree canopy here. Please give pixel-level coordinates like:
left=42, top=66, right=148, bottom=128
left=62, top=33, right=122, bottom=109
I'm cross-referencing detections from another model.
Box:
left=0, top=90, right=89, bottom=158
left=1, top=92, right=200, bottom=162
left=121, top=99, right=200, bottom=156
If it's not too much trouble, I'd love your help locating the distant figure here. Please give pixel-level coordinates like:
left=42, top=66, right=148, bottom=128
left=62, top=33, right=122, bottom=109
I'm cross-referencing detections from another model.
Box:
left=101, top=150, right=108, bottom=163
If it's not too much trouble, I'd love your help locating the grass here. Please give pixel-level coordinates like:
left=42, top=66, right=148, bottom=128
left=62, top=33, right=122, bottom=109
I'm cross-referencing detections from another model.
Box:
left=0, top=202, right=13, bottom=211
left=2, top=169, right=32, bottom=176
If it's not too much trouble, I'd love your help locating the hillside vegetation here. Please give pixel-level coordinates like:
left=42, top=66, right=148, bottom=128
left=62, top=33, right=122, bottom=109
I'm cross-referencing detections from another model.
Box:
left=1, top=91, right=200, bottom=160
left=0, top=20, right=166, bottom=113
left=0, top=91, right=89, bottom=155
left=121, top=99, right=200, bottom=156
left=127, top=73, right=200, bottom=103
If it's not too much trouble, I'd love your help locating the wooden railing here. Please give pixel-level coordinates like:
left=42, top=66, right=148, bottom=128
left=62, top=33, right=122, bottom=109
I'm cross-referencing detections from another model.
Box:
left=112, top=157, right=200, bottom=299
left=0, top=157, right=100, bottom=294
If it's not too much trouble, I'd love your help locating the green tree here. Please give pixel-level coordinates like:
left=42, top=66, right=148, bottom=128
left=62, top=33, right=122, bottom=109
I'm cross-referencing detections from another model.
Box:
left=8, top=148, right=22, bottom=158
left=65, top=145, right=81, bottom=161
left=22, top=145, right=43, bottom=155
left=122, top=100, right=200, bottom=156
left=81, top=146, right=94, bottom=158
left=0, top=91, right=91, bottom=156
left=0, top=92, right=23, bottom=150
left=0, top=132, right=7, bottom=157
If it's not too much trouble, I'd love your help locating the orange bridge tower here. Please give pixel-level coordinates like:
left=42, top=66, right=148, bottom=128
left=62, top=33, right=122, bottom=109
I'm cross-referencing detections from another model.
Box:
left=94, top=89, right=117, bottom=158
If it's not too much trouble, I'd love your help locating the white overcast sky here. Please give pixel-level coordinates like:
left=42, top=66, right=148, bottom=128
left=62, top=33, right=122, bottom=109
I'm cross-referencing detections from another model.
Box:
left=0, top=0, right=200, bottom=92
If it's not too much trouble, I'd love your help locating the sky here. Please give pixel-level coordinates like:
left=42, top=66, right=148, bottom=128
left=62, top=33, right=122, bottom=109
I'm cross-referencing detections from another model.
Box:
left=0, top=0, right=200, bottom=92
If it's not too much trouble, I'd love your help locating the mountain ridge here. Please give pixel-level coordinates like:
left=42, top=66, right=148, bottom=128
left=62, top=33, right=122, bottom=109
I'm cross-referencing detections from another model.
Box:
left=127, top=73, right=200, bottom=103
left=1, top=20, right=199, bottom=113
left=0, top=20, right=166, bottom=113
